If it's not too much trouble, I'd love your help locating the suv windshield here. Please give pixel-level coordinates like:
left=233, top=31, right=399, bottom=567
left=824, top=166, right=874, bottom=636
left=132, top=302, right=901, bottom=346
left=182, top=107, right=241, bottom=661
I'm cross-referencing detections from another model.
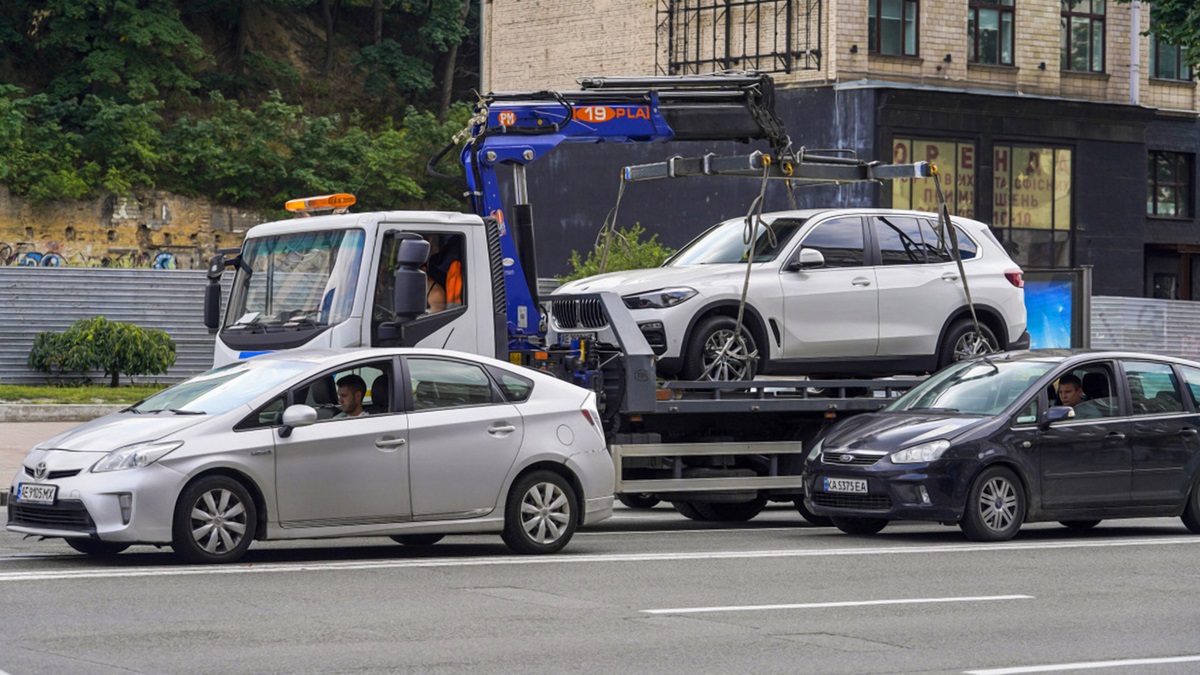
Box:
left=887, top=359, right=1055, bottom=415
left=131, top=359, right=312, bottom=415
left=669, top=217, right=805, bottom=265
left=224, top=229, right=365, bottom=332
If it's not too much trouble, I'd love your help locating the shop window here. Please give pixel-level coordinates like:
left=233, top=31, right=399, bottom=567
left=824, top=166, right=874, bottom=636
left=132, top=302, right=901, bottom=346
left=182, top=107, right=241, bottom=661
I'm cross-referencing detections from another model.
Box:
left=1147, top=152, right=1192, bottom=219
left=1150, top=37, right=1192, bottom=81
left=1061, top=0, right=1105, bottom=73
left=891, top=139, right=976, bottom=218
left=992, top=145, right=1073, bottom=268
left=868, top=0, right=919, bottom=57
left=969, top=0, right=1014, bottom=66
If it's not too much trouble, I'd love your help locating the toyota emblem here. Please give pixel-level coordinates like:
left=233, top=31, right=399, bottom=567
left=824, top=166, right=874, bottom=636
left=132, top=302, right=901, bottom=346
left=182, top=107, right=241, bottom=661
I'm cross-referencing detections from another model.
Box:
left=34, top=461, right=48, bottom=481
left=839, top=454, right=854, bottom=464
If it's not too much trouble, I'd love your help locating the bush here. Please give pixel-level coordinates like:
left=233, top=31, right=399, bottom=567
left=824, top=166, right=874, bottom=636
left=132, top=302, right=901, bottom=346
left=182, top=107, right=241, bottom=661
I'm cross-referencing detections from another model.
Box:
left=28, top=317, right=177, bottom=387
left=559, top=224, right=676, bottom=282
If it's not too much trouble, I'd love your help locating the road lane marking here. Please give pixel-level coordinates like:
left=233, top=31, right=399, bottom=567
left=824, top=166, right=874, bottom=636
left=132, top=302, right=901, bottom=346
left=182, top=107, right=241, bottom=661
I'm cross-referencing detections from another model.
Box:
left=643, top=594, right=1033, bottom=615
left=965, top=654, right=1200, bottom=674
left=0, top=535, right=1198, bottom=581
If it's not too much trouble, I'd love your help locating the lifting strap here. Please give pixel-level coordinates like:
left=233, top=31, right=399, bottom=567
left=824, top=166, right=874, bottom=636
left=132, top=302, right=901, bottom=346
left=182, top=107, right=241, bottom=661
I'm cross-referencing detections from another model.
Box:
left=931, top=165, right=985, bottom=346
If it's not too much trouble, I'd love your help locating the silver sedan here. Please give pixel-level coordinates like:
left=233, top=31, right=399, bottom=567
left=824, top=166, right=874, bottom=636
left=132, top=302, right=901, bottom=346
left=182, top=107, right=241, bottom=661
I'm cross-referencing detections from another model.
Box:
left=7, top=348, right=614, bottom=563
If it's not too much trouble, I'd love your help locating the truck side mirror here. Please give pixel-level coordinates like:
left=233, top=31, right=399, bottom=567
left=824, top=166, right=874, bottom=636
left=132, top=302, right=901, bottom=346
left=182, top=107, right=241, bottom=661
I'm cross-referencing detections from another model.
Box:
left=392, top=238, right=431, bottom=323
left=203, top=253, right=225, bottom=333
left=279, top=404, right=318, bottom=438
left=786, top=248, right=825, bottom=272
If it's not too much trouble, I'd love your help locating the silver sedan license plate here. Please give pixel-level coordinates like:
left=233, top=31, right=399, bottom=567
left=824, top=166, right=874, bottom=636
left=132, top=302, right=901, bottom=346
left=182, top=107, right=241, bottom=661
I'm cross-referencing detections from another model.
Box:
left=17, top=483, right=57, bottom=505
left=823, top=477, right=867, bottom=494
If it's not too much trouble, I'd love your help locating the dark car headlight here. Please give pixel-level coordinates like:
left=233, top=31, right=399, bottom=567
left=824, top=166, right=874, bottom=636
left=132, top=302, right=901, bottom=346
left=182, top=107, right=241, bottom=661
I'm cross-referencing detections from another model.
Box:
left=889, top=439, right=950, bottom=464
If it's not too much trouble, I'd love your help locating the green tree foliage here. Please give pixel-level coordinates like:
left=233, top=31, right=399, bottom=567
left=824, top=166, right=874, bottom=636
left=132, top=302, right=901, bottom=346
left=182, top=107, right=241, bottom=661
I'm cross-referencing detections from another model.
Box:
left=28, top=316, right=177, bottom=387
left=0, top=0, right=480, bottom=211
left=1116, top=0, right=1200, bottom=71
left=560, top=225, right=676, bottom=283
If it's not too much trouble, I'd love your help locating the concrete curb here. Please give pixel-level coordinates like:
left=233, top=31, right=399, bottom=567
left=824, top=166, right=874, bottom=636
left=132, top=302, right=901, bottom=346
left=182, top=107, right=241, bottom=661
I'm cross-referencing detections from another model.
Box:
left=0, top=404, right=123, bottom=423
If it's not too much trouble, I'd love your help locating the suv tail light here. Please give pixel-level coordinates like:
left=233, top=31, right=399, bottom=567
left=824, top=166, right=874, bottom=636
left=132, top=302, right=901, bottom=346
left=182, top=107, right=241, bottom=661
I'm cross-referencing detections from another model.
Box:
left=581, top=409, right=599, bottom=427
left=1004, top=270, right=1024, bottom=288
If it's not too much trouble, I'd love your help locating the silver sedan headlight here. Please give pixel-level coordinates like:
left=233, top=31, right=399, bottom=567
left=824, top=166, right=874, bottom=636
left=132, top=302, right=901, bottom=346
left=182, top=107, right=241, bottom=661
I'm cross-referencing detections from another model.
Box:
left=92, top=440, right=184, bottom=473
left=889, top=440, right=950, bottom=464
left=622, top=287, right=697, bottom=310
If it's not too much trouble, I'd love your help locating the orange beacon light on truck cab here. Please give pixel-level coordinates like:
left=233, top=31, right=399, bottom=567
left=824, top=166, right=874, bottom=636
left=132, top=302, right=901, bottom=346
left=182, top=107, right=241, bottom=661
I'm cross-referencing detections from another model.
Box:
left=285, top=193, right=356, bottom=215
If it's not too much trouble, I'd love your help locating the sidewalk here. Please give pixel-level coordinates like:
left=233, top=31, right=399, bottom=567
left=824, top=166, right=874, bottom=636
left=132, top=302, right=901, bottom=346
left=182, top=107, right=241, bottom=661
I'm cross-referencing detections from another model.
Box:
left=0, top=422, right=81, bottom=479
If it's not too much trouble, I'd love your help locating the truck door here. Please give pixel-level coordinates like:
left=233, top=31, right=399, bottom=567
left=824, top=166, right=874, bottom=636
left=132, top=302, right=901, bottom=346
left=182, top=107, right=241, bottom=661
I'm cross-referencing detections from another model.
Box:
left=368, top=227, right=480, bottom=353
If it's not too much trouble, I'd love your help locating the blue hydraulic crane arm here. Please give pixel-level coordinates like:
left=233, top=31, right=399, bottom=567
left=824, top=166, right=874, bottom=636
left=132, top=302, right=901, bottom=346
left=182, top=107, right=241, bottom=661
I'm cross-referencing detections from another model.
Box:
left=456, top=71, right=790, bottom=347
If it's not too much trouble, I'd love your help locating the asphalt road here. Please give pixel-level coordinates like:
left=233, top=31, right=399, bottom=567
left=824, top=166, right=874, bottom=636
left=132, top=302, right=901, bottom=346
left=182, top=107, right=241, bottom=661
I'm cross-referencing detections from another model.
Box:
left=3, top=503, right=1200, bottom=675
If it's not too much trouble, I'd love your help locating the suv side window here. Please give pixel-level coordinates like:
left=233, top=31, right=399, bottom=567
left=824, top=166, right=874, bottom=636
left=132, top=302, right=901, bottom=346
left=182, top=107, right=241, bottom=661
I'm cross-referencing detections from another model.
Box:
left=873, top=215, right=927, bottom=265
left=1123, top=360, right=1185, bottom=415
left=919, top=219, right=978, bottom=262
left=798, top=216, right=865, bottom=268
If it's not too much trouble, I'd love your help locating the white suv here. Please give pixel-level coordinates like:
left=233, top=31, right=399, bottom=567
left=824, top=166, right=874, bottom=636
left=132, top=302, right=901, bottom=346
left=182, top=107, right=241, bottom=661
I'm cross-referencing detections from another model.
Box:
left=553, top=209, right=1029, bottom=380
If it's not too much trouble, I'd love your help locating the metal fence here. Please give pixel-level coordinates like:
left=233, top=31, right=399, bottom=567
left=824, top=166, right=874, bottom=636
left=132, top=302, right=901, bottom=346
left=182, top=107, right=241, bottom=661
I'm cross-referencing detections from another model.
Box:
left=0, top=267, right=224, bottom=385
left=1091, top=296, right=1200, bottom=361
left=656, top=0, right=822, bottom=76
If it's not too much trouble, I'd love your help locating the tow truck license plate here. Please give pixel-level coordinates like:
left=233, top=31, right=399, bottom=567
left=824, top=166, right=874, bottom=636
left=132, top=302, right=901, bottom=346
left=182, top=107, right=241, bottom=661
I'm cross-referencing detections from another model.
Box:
left=823, top=477, right=867, bottom=494
left=17, top=483, right=57, bottom=505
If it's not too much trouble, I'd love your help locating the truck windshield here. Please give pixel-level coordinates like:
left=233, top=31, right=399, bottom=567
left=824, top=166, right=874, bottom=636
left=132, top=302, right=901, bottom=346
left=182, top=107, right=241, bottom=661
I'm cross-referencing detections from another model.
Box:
left=886, top=359, right=1056, bottom=416
left=669, top=217, right=805, bottom=265
left=224, top=229, right=365, bottom=332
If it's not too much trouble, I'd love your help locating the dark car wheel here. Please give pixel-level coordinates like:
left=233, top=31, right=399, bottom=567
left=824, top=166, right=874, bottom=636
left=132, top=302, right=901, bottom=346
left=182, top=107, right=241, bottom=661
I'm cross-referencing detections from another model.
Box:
left=695, top=496, right=767, bottom=522
left=66, top=539, right=130, bottom=557
left=501, top=471, right=577, bottom=554
left=1060, top=520, right=1101, bottom=530
left=172, top=475, right=257, bottom=564
left=390, top=534, right=446, bottom=546
left=831, top=516, right=888, bottom=535
left=794, top=499, right=833, bottom=527
left=960, top=466, right=1025, bottom=542
left=617, top=493, right=661, bottom=510
left=938, top=319, right=999, bottom=369
left=682, top=315, right=758, bottom=382
left=673, top=501, right=708, bottom=521
left=1181, top=480, right=1200, bottom=534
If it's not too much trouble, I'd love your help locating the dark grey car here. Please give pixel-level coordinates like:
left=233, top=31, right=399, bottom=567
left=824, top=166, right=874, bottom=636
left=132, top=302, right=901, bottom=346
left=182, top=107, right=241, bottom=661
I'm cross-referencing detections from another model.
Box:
left=804, top=350, right=1200, bottom=540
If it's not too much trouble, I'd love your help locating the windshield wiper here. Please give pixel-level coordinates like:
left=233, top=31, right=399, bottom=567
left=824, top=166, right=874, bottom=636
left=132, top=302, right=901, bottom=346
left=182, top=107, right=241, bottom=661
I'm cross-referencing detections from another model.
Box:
left=148, top=409, right=206, bottom=415
left=909, top=407, right=960, bottom=413
left=119, top=406, right=142, bottom=414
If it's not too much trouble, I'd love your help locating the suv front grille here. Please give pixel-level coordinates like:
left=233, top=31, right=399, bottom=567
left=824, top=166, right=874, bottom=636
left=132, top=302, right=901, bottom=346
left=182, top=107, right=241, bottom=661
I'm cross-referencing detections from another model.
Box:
left=811, top=492, right=892, bottom=511
left=552, top=297, right=608, bottom=329
left=8, top=499, right=96, bottom=532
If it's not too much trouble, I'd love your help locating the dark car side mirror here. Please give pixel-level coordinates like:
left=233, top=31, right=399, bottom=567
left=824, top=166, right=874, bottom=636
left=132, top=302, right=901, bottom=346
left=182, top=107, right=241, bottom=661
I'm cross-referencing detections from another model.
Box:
left=1039, top=405, right=1076, bottom=430
left=279, top=404, right=318, bottom=438
left=785, top=248, right=825, bottom=272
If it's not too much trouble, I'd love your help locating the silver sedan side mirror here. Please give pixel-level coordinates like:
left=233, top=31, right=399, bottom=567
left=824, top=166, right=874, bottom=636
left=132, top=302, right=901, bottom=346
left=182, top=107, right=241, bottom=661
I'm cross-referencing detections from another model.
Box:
left=279, top=404, right=318, bottom=438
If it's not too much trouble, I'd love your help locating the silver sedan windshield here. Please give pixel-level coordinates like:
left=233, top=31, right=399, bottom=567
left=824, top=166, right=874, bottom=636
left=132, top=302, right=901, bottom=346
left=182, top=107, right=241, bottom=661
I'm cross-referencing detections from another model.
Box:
left=131, top=359, right=312, bottom=415
left=887, top=359, right=1055, bottom=415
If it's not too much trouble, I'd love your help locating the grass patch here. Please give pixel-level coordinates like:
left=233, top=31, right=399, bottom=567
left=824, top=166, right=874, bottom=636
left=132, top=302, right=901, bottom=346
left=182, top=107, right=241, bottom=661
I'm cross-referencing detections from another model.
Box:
left=0, top=384, right=168, bottom=405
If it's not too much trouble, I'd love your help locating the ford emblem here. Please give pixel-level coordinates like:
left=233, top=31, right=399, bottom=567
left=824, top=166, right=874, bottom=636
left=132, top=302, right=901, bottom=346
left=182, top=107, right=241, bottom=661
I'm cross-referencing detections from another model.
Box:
left=34, top=461, right=48, bottom=480
left=839, top=454, right=854, bottom=464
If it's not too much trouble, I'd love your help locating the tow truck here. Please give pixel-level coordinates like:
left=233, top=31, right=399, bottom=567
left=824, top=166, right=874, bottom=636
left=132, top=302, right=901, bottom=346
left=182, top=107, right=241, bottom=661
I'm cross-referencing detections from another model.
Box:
left=203, top=71, right=949, bottom=522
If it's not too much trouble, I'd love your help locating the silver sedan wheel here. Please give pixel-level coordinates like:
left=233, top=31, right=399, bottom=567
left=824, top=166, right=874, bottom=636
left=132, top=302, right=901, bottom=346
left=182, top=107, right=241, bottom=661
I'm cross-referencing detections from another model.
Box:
left=953, top=330, right=998, bottom=361
left=701, top=329, right=755, bottom=381
left=190, top=487, right=249, bottom=555
left=977, top=475, right=1019, bottom=533
left=520, top=482, right=572, bottom=545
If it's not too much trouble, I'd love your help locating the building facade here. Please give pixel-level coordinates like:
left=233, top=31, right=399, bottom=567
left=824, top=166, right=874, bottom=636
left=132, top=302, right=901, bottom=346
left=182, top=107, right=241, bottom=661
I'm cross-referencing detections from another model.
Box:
left=482, top=0, right=1198, bottom=299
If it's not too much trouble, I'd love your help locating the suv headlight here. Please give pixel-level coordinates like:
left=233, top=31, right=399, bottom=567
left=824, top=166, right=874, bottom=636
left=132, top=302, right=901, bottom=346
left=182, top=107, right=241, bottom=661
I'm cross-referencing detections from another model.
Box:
left=92, top=440, right=183, bottom=473
left=622, top=287, right=697, bottom=310
left=889, top=440, right=950, bottom=464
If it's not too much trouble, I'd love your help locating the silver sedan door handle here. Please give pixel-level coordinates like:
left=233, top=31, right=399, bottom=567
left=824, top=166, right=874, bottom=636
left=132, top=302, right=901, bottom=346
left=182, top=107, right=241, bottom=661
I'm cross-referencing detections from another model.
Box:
left=488, top=423, right=517, bottom=435
left=851, top=277, right=872, bottom=287
left=375, top=437, right=407, bottom=450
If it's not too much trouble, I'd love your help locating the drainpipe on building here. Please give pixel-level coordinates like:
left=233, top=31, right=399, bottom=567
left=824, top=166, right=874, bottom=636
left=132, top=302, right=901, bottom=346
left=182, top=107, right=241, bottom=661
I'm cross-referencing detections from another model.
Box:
left=479, top=0, right=487, bottom=93
left=1130, top=0, right=1141, bottom=106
